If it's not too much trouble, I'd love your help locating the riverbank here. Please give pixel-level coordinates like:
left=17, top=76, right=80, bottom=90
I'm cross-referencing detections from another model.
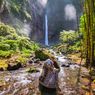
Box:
left=0, top=49, right=95, bottom=95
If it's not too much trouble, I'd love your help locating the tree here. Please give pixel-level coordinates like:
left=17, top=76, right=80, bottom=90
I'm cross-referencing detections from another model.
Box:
left=80, top=0, right=95, bottom=68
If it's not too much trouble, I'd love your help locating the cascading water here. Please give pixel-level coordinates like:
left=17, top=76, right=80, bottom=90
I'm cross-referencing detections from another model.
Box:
left=45, top=14, right=49, bottom=46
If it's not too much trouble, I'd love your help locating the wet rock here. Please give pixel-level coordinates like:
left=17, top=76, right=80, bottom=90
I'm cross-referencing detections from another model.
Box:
left=19, top=88, right=29, bottom=95
left=0, top=68, right=41, bottom=94
left=14, top=82, right=22, bottom=89
left=0, top=68, right=4, bottom=71
left=13, top=89, right=20, bottom=95
left=7, top=62, right=22, bottom=71
left=0, top=51, right=87, bottom=95
left=34, top=58, right=40, bottom=63
left=61, top=64, right=70, bottom=67
left=28, top=60, right=34, bottom=64
left=70, top=64, right=80, bottom=70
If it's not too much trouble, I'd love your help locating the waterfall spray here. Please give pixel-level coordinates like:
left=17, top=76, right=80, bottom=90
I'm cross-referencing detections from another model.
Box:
left=45, top=14, right=49, bottom=46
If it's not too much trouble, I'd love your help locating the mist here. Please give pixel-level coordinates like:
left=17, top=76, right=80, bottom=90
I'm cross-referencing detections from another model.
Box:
left=19, top=23, right=31, bottom=37
left=39, top=0, right=48, bottom=7
left=64, top=4, right=77, bottom=21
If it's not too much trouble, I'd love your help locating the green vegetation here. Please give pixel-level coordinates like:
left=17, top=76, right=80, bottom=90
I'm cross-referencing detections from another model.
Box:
left=26, top=67, right=39, bottom=73
left=35, top=49, right=51, bottom=61
left=0, top=23, right=39, bottom=65
left=53, top=30, right=82, bottom=54
left=0, top=0, right=31, bottom=20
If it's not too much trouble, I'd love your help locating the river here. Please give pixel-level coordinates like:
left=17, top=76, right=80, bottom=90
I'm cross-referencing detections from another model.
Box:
left=0, top=54, right=82, bottom=95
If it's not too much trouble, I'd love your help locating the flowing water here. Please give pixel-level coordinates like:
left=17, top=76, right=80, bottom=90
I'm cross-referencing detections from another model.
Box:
left=0, top=54, right=81, bottom=95
left=45, top=14, right=49, bottom=46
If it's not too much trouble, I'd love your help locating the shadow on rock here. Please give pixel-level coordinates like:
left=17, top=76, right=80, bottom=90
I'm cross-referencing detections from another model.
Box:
left=39, top=83, right=57, bottom=95
left=7, top=62, right=22, bottom=71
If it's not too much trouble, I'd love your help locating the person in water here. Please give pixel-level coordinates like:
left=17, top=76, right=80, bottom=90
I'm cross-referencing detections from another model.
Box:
left=39, top=57, right=60, bottom=95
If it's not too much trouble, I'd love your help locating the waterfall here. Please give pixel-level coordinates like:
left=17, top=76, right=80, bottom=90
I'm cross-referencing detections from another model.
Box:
left=45, top=14, right=49, bottom=46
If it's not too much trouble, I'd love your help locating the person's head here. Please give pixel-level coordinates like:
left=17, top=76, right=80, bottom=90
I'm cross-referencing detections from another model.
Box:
left=45, top=59, right=53, bottom=64
left=50, top=56, right=56, bottom=61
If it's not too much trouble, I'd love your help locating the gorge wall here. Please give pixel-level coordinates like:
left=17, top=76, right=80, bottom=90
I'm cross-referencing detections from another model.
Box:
left=0, top=0, right=83, bottom=44
left=30, top=0, right=83, bottom=44
left=46, top=0, right=82, bottom=43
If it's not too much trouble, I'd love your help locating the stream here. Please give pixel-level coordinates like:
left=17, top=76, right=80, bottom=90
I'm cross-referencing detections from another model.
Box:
left=0, top=54, right=81, bottom=95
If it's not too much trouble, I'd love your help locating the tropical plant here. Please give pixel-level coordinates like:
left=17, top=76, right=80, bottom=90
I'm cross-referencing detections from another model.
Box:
left=59, top=30, right=82, bottom=53
left=0, top=23, right=39, bottom=58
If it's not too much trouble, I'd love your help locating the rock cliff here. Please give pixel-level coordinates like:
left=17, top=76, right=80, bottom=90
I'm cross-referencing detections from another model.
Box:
left=0, top=0, right=82, bottom=44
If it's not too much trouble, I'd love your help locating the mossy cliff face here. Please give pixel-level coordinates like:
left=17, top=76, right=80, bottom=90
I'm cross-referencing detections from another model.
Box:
left=29, top=0, right=46, bottom=42
left=0, top=0, right=82, bottom=44
left=0, top=0, right=46, bottom=43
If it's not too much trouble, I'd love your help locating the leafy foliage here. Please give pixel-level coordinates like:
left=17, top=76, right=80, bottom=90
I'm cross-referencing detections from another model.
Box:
left=0, top=50, right=14, bottom=58
left=59, top=30, right=82, bottom=53
left=0, top=23, right=39, bottom=58
left=60, top=30, right=77, bottom=44
left=16, top=56, right=27, bottom=65
left=0, top=0, right=31, bottom=20
left=0, top=23, right=17, bottom=36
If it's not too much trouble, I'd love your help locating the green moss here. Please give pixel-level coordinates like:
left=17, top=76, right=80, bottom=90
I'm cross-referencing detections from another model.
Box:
left=35, top=50, right=49, bottom=60
left=27, top=67, right=39, bottom=73
left=35, top=49, right=54, bottom=61
left=0, top=50, right=14, bottom=58
left=0, top=44, right=10, bottom=51
left=2, top=40, right=18, bottom=51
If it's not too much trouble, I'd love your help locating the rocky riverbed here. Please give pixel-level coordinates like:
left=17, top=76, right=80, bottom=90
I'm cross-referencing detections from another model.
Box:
left=0, top=64, right=82, bottom=95
left=0, top=66, right=41, bottom=95
left=0, top=54, right=91, bottom=95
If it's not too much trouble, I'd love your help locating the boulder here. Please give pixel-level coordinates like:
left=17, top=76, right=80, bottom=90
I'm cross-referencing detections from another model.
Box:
left=7, top=62, right=22, bottom=71
left=35, top=49, right=51, bottom=61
